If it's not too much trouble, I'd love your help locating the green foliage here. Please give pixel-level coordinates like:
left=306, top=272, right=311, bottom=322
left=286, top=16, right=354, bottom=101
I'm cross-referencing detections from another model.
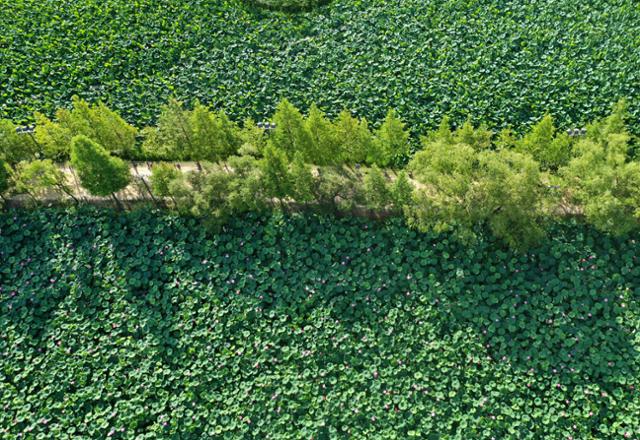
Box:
left=289, top=152, right=315, bottom=203
left=190, top=158, right=266, bottom=222
left=0, top=158, right=11, bottom=196
left=453, top=119, right=493, bottom=150
left=390, top=170, right=413, bottom=212
left=373, top=109, right=410, bottom=167
left=408, top=139, right=546, bottom=247
left=0, top=119, right=39, bottom=164
left=261, top=145, right=292, bottom=202
left=245, top=0, right=329, bottom=11
left=34, top=112, right=73, bottom=161
left=312, top=166, right=363, bottom=212
left=270, top=99, right=310, bottom=160
left=304, top=104, right=339, bottom=165
left=142, top=100, right=241, bottom=161
left=363, top=165, right=392, bottom=210
left=2, top=209, right=640, bottom=438
left=334, top=110, right=373, bottom=164
left=561, top=101, right=640, bottom=235
left=34, top=96, right=136, bottom=160
left=149, top=163, right=182, bottom=197
left=13, top=159, right=74, bottom=201
left=515, top=114, right=572, bottom=170
left=237, top=118, right=267, bottom=157
left=70, top=135, right=131, bottom=197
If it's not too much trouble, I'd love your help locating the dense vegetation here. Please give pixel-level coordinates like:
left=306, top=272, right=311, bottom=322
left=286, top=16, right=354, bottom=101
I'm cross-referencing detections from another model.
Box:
left=2, top=0, right=639, bottom=134
left=246, top=0, right=330, bottom=11
left=1, top=209, right=639, bottom=438
left=2, top=97, right=639, bottom=249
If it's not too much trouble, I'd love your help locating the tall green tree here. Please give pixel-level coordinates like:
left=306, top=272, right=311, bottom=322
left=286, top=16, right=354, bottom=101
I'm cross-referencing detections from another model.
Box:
left=70, top=135, right=130, bottom=207
left=390, top=170, right=413, bottom=213
left=289, top=152, right=315, bottom=204
left=408, top=138, right=546, bottom=248
left=373, top=109, right=410, bottom=167
left=261, top=145, right=292, bottom=207
left=561, top=100, right=640, bottom=235
left=142, top=99, right=194, bottom=160
left=363, top=165, right=392, bottom=210
left=304, top=104, right=339, bottom=165
left=36, top=96, right=136, bottom=160
left=0, top=158, right=11, bottom=202
left=515, top=114, right=572, bottom=170
left=270, top=99, right=310, bottom=159
left=453, top=119, right=493, bottom=150
left=334, top=110, right=373, bottom=165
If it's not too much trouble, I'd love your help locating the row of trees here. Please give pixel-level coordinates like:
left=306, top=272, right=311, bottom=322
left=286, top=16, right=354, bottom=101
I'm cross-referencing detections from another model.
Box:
left=0, top=97, right=412, bottom=167
left=1, top=98, right=639, bottom=248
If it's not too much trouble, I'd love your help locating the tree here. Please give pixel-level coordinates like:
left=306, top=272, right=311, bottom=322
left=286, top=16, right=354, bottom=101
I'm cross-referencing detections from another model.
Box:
left=475, top=149, right=546, bottom=249
left=237, top=117, right=267, bottom=158
left=270, top=99, right=310, bottom=159
left=390, top=170, right=413, bottom=213
left=334, top=110, right=373, bottom=165
left=453, top=119, right=493, bottom=150
left=407, top=139, right=546, bottom=248
left=561, top=101, right=640, bottom=235
left=363, top=165, right=392, bottom=210
left=36, top=97, right=137, bottom=160
left=35, top=112, right=73, bottom=161
left=150, top=163, right=182, bottom=197
left=0, top=120, right=39, bottom=164
left=70, top=135, right=130, bottom=207
left=14, top=159, right=78, bottom=204
left=515, top=114, right=572, bottom=170
left=304, top=104, right=339, bottom=165
left=373, top=109, right=410, bottom=167
left=289, top=152, right=315, bottom=204
left=142, top=99, right=194, bottom=160
left=260, top=145, right=292, bottom=207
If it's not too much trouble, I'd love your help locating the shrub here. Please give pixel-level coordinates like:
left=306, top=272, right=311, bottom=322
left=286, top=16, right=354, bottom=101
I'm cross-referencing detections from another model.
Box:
left=70, top=135, right=130, bottom=200
left=0, top=158, right=11, bottom=198
left=0, top=119, right=39, bottom=164
left=149, top=163, right=182, bottom=197
left=261, top=145, right=292, bottom=205
left=363, top=165, right=392, bottom=210
left=142, top=100, right=241, bottom=161
left=304, top=104, right=339, bottom=165
left=14, top=159, right=77, bottom=203
left=289, top=152, right=315, bottom=203
left=334, top=110, right=374, bottom=165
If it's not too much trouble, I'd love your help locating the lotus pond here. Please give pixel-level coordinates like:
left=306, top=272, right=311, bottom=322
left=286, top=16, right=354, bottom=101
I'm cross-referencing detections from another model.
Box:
left=1, top=209, right=639, bottom=438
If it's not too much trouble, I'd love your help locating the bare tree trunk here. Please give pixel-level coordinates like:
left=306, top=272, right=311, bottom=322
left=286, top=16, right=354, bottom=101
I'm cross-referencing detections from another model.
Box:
left=132, top=163, right=159, bottom=208
left=60, top=186, right=80, bottom=204
left=111, top=193, right=124, bottom=211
